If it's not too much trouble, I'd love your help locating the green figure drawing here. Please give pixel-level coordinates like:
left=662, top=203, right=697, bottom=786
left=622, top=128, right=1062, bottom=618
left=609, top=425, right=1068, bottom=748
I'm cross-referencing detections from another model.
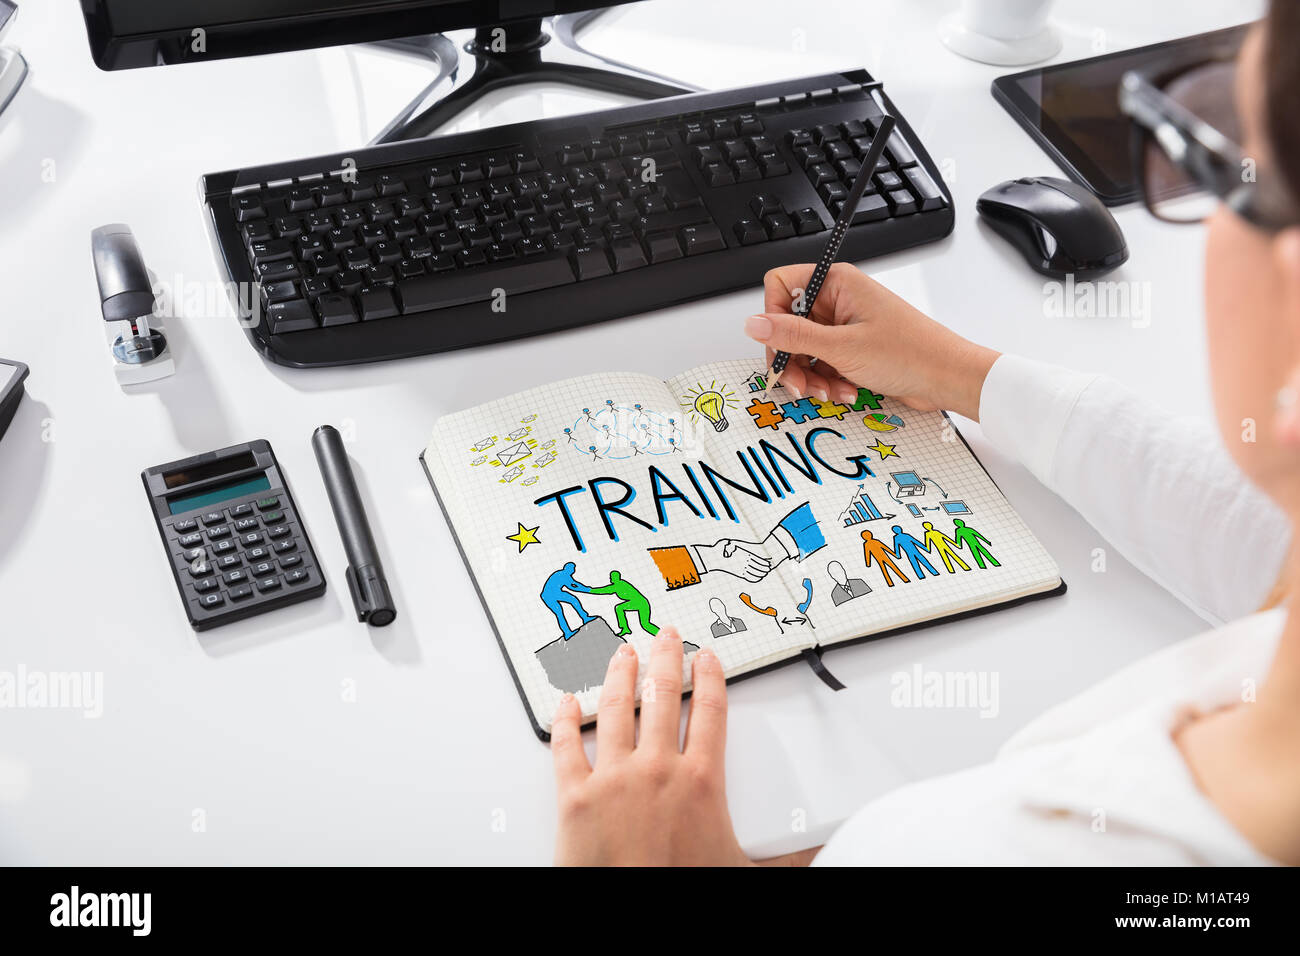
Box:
left=588, top=570, right=660, bottom=637
left=951, top=519, right=1000, bottom=569
left=921, top=521, right=971, bottom=573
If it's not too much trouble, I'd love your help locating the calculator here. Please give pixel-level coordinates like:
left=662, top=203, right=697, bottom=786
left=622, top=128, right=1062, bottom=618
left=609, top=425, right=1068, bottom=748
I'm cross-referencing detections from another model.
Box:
left=143, top=440, right=326, bottom=630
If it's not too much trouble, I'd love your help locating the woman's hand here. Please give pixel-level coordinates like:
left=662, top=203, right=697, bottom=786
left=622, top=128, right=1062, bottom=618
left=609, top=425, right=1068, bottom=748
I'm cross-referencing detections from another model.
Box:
left=551, top=628, right=753, bottom=866
left=745, top=262, right=1000, bottom=421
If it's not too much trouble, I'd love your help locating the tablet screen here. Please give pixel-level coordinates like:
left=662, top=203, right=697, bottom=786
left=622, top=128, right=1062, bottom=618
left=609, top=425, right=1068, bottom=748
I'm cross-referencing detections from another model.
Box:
left=994, top=24, right=1250, bottom=203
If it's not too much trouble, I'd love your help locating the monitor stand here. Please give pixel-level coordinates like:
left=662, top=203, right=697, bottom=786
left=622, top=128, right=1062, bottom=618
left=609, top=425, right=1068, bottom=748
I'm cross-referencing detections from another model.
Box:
left=0, top=46, right=26, bottom=116
left=367, top=11, right=699, bottom=145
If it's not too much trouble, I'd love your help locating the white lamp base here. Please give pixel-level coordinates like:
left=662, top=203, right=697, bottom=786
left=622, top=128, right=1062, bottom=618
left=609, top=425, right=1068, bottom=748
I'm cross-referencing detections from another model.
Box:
left=0, top=46, right=27, bottom=115
left=939, top=12, right=1061, bottom=66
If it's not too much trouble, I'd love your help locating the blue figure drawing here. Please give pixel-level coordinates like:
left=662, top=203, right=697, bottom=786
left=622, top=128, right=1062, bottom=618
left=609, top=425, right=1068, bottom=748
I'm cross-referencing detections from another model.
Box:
left=541, top=562, right=596, bottom=640
left=890, top=524, right=939, bottom=579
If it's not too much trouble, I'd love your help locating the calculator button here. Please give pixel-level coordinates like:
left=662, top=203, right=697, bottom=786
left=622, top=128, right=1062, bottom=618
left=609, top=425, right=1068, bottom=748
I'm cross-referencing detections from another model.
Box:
left=247, top=546, right=271, bottom=561
left=202, top=511, right=226, bottom=526
left=188, top=563, right=214, bottom=578
left=173, top=518, right=198, bottom=533
left=230, top=503, right=254, bottom=518
left=193, top=577, right=219, bottom=593
left=263, top=510, right=286, bottom=525
left=182, top=547, right=206, bottom=563
left=256, top=576, right=281, bottom=592
left=273, top=539, right=297, bottom=554
left=229, top=583, right=254, bottom=601
left=178, top=532, right=203, bottom=549
left=251, top=560, right=275, bottom=576
left=199, top=592, right=225, bottom=609
left=234, top=517, right=260, bottom=532
left=256, top=496, right=280, bottom=511
left=224, top=568, right=250, bottom=585
left=279, top=554, right=302, bottom=569
left=206, top=524, right=231, bottom=540
left=216, top=554, right=242, bottom=570
left=241, top=531, right=264, bottom=546
left=266, top=525, right=291, bottom=539
left=285, top=568, right=310, bottom=586
left=212, top=539, right=237, bottom=555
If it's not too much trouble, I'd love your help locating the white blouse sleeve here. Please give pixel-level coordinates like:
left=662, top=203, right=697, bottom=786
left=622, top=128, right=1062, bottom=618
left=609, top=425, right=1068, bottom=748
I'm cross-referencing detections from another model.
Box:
left=978, top=354, right=1289, bottom=625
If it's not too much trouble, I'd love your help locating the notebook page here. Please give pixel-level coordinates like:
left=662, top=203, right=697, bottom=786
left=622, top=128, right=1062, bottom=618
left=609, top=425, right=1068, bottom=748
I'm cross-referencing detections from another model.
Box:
left=424, top=371, right=799, bottom=734
left=670, top=360, right=1061, bottom=648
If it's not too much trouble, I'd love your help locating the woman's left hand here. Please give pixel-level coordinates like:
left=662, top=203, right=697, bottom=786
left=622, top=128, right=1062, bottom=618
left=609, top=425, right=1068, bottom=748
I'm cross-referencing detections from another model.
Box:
left=551, top=628, right=753, bottom=866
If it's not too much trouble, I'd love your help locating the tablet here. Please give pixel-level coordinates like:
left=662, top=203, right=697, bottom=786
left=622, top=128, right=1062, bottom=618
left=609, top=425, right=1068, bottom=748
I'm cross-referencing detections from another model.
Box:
left=0, top=357, right=29, bottom=441
left=992, top=24, right=1250, bottom=205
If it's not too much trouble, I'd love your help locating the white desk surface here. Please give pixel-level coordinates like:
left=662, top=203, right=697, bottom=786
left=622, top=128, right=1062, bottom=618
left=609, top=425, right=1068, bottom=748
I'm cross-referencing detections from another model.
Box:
left=0, top=0, right=1261, bottom=864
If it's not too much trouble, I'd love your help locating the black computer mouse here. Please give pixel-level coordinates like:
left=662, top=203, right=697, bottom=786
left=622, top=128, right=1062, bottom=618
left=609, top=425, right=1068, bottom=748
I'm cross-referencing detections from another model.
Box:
left=976, top=176, right=1128, bottom=279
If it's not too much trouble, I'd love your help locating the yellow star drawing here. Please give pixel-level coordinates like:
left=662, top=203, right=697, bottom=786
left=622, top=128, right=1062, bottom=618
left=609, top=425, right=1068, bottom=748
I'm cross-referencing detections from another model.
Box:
left=506, top=523, right=541, bottom=552
left=869, top=440, right=899, bottom=460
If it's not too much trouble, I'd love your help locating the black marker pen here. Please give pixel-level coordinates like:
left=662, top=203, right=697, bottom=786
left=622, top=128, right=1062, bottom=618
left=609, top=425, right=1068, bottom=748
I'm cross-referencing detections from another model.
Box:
left=312, top=425, right=397, bottom=627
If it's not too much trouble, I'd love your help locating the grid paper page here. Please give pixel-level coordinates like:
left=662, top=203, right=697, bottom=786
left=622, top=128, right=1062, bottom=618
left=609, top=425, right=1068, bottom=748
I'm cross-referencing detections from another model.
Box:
left=424, top=371, right=809, bottom=735
left=665, top=360, right=1062, bottom=646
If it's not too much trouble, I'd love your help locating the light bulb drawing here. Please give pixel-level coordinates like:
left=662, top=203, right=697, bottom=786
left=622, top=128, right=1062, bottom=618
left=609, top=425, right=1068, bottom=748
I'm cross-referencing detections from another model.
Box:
left=681, top=380, right=738, bottom=434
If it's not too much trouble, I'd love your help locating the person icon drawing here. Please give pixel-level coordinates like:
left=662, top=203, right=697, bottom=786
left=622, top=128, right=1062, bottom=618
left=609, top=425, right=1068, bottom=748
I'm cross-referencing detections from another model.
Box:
left=860, top=529, right=910, bottom=587
left=588, top=570, right=659, bottom=637
left=922, top=521, right=971, bottom=573
left=952, top=519, right=1000, bottom=569
left=827, top=560, right=872, bottom=605
left=890, top=524, right=939, bottom=580
left=708, top=597, right=747, bottom=638
left=540, top=562, right=595, bottom=640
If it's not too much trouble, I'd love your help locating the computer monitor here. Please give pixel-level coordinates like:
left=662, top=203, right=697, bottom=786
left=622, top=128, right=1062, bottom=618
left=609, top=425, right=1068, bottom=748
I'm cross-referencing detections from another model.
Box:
left=79, top=1, right=694, bottom=140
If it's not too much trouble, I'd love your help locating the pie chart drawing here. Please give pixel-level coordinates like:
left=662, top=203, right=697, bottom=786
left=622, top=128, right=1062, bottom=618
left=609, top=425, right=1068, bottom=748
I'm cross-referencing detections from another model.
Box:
left=863, top=413, right=905, bottom=432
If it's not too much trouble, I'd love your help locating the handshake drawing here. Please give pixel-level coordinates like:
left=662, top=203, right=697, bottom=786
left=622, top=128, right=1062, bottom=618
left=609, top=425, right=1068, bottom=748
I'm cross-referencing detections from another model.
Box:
left=647, top=502, right=826, bottom=591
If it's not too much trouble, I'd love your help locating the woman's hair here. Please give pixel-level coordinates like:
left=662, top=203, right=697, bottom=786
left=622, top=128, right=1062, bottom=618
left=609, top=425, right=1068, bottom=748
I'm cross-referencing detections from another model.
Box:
left=1265, top=2, right=1300, bottom=201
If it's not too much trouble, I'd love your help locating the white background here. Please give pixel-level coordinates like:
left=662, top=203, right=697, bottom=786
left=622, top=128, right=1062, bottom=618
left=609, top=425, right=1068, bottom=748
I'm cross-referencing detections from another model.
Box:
left=0, top=0, right=1260, bottom=863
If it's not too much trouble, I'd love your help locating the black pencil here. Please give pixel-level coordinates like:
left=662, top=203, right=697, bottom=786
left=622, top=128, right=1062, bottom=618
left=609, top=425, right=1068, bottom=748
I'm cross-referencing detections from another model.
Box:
left=763, top=114, right=896, bottom=395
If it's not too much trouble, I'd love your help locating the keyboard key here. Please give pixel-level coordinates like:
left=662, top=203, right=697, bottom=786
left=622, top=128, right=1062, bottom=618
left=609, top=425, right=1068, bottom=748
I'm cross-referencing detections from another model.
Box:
left=571, top=246, right=613, bottom=280
left=234, top=195, right=265, bottom=222
left=229, top=583, right=254, bottom=601
left=885, top=189, right=917, bottom=216
left=285, top=568, right=311, bottom=586
left=216, top=554, right=242, bottom=570
left=680, top=223, right=727, bottom=255
left=750, top=194, right=783, bottom=218
left=212, top=539, right=237, bottom=555
left=251, top=560, right=276, bottom=577
left=887, top=131, right=918, bottom=167
left=764, top=213, right=796, bottom=240
left=396, top=253, right=577, bottom=312
left=256, top=576, right=281, bottom=593
left=280, top=553, right=303, bottom=569
left=849, top=193, right=891, bottom=224
left=359, top=288, right=399, bottom=321
left=317, top=294, right=358, bottom=326
left=610, top=237, right=648, bottom=272
left=173, top=519, right=198, bottom=534
left=224, top=568, right=250, bottom=585
left=904, top=166, right=946, bottom=211
left=178, top=532, right=203, bottom=549
left=198, top=592, right=225, bottom=609
left=268, top=299, right=318, bottom=334
left=733, top=219, right=766, bottom=245
left=193, top=577, right=219, bottom=594
left=273, top=539, right=298, bottom=555
left=644, top=231, right=683, bottom=264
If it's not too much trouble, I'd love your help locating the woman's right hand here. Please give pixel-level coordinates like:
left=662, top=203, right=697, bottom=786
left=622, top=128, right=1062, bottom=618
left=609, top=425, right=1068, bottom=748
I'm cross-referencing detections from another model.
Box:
left=744, top=262, right=1000, bottom=421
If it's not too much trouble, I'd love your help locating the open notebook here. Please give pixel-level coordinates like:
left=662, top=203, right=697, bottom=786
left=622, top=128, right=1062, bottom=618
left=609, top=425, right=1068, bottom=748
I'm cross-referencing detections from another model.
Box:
left=422, top=359, right=1063, bottom=739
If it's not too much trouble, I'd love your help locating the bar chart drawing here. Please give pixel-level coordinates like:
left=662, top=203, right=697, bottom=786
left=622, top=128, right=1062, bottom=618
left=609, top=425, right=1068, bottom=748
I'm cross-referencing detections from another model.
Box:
left=840, top=484, right=895, bottom=526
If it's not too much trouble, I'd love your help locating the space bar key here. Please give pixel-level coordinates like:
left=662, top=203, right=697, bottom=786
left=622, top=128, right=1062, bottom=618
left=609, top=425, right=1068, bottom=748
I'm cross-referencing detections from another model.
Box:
left=396, top=254, right=577, bottom=314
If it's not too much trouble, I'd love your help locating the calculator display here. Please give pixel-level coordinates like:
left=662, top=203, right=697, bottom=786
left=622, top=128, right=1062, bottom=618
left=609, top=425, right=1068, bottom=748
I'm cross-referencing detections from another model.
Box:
left=168, top=474, right=271, bottom=515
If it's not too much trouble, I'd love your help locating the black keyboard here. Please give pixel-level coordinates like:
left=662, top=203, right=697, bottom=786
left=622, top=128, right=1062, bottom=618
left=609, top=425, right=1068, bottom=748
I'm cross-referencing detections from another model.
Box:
left=202, top=69, right=953, bottom=368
